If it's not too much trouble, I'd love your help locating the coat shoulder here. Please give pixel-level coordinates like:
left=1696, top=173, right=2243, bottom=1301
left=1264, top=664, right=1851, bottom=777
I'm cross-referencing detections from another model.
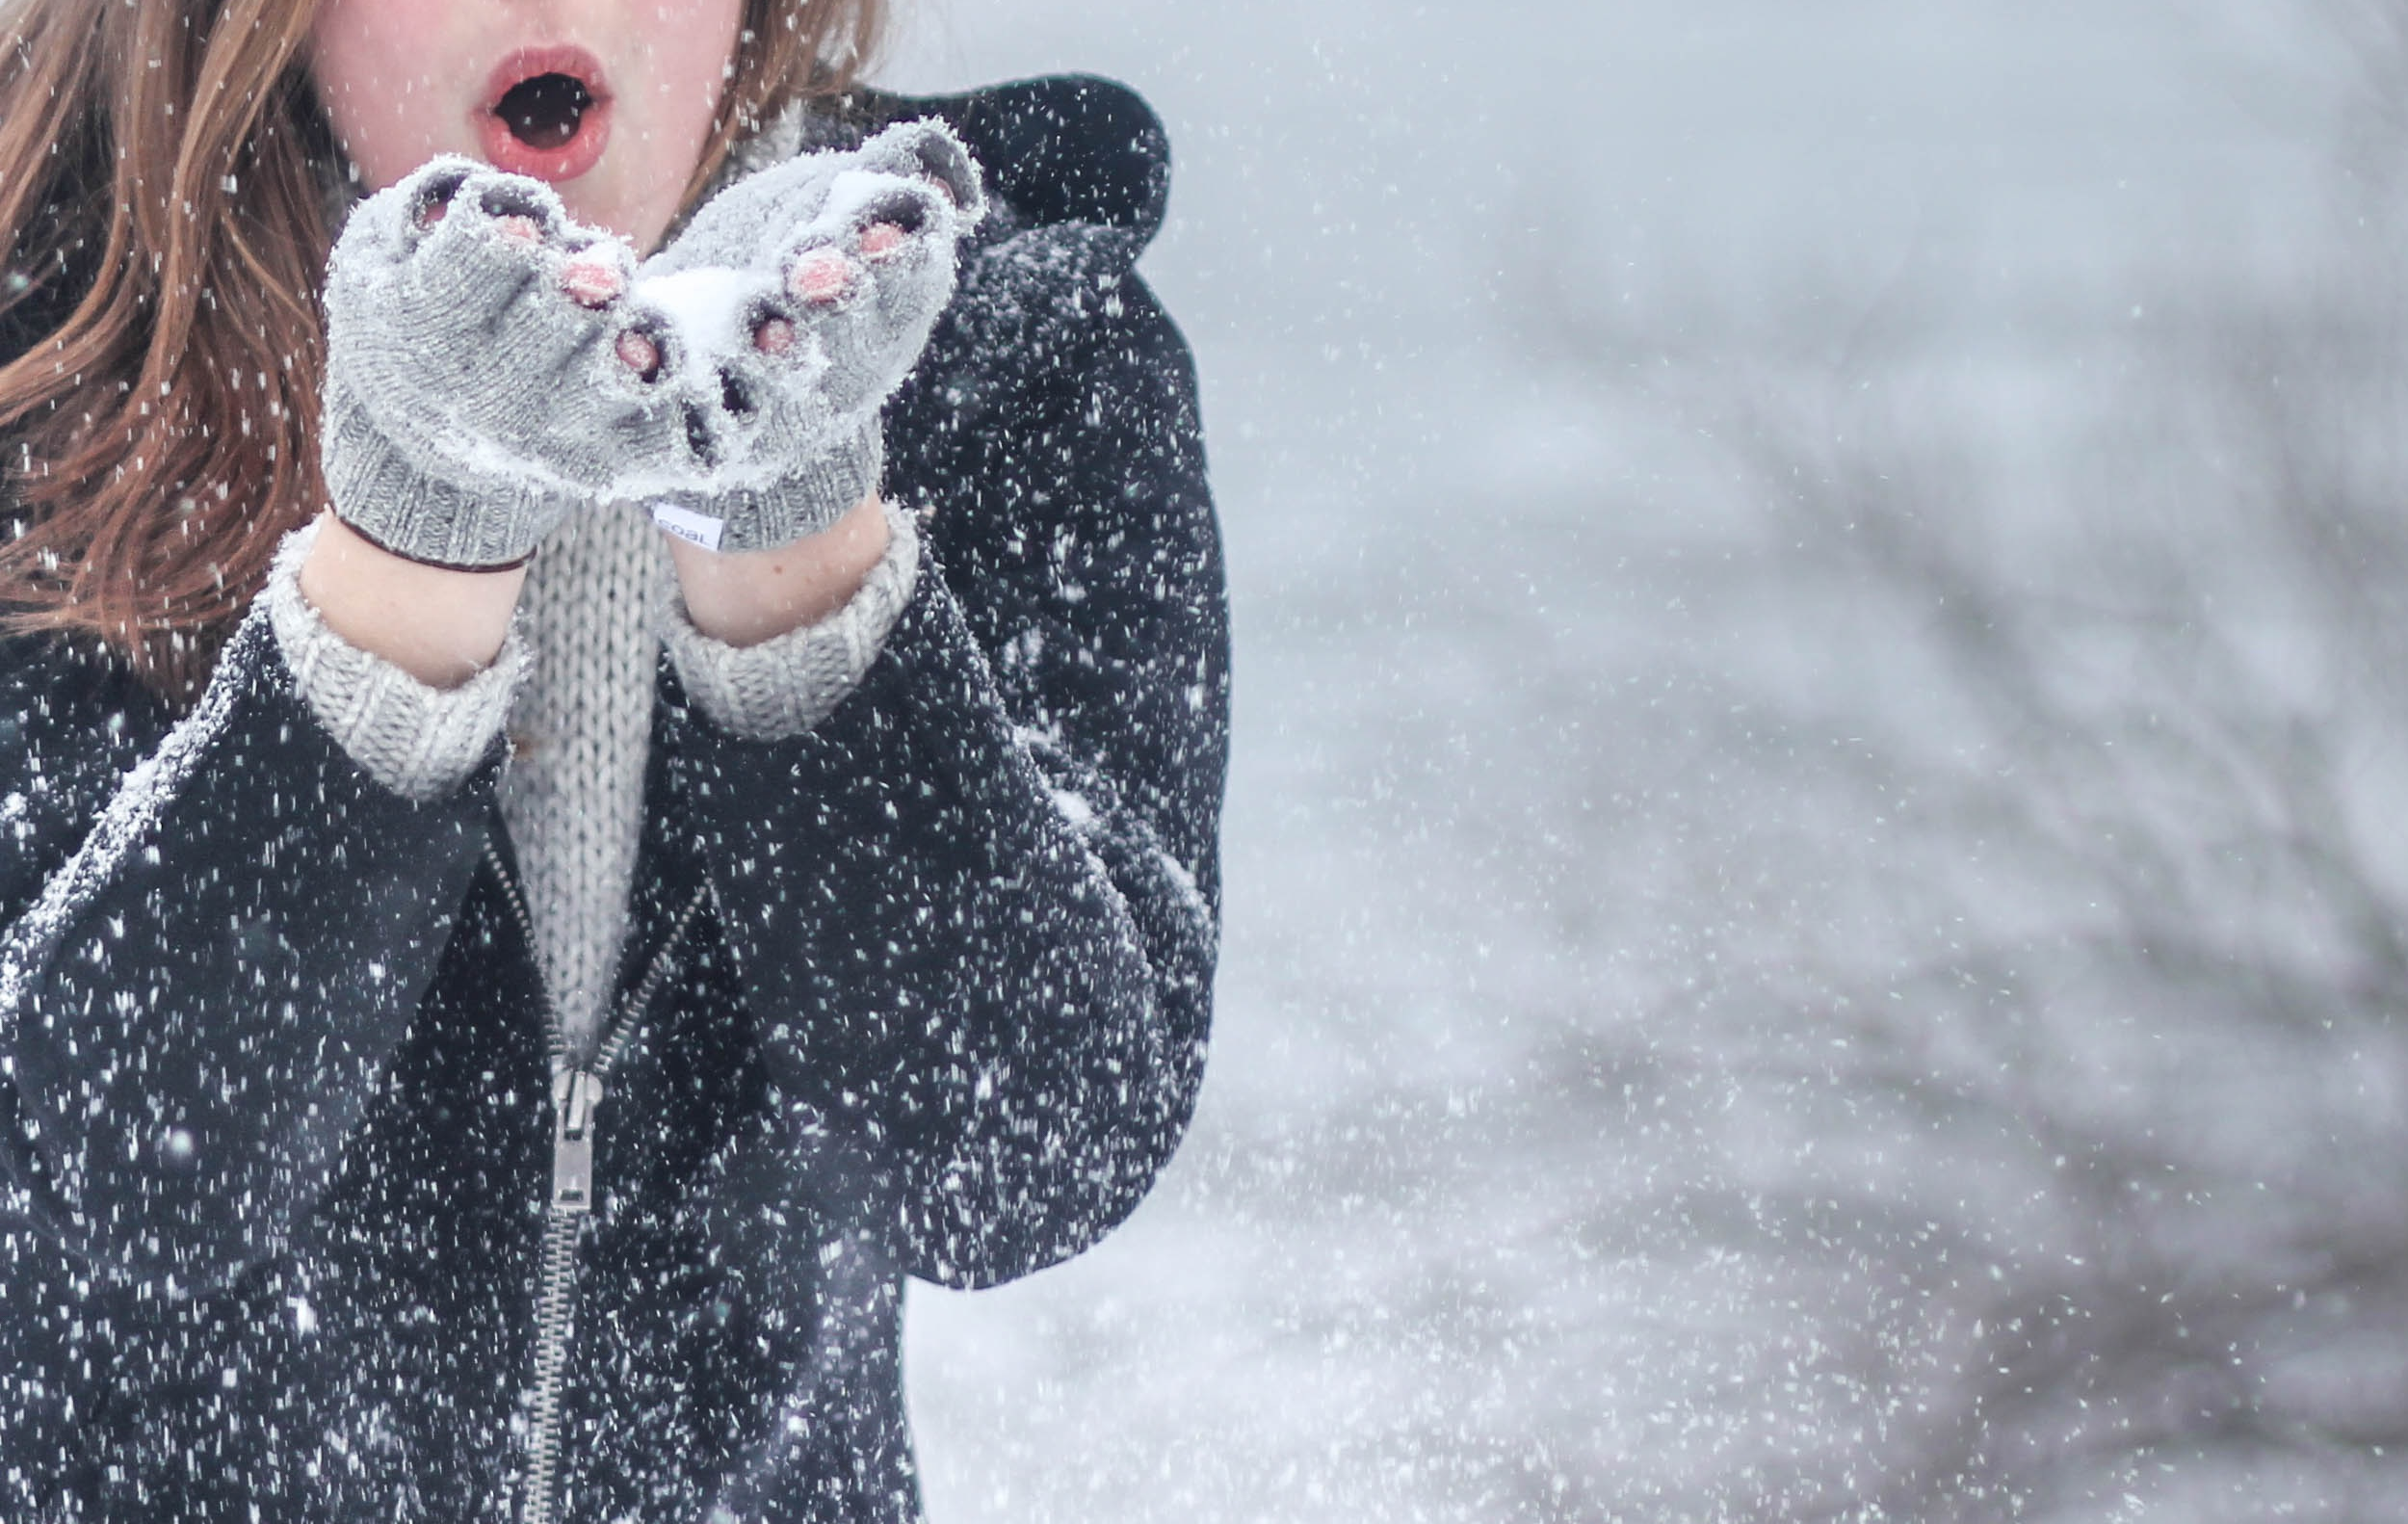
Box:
left=849, top=75, right=1173, bottom=250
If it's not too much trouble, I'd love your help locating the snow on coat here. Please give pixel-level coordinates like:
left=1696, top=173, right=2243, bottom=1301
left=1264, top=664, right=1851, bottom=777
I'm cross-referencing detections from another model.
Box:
left=0, top=74, right=1228, bottom=1524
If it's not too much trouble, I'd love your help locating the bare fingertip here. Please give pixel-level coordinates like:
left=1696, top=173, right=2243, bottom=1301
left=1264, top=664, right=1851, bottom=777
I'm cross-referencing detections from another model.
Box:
left=561, top=255, right=624, bottom=308
left=789, top=250, right=854, bottom=303
left=616, top=329, right=663, bottom=381
left=753, top=316, right=798, bottom=355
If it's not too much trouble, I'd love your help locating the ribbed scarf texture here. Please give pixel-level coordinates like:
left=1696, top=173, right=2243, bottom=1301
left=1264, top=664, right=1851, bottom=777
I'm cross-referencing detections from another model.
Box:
left=497, top=500, right=667, bottom=1058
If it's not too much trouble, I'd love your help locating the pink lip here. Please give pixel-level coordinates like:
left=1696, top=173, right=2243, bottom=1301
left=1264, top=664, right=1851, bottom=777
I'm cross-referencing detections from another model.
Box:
left=475, top=45, right=613, bottom=184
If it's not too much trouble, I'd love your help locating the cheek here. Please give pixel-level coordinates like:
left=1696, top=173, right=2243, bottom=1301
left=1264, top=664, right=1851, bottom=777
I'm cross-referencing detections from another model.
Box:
left=636, top=0, right=745, bottom=134
left=309, top=0, right=463, bottom=190
left=602, top=0, right=742, bottom=247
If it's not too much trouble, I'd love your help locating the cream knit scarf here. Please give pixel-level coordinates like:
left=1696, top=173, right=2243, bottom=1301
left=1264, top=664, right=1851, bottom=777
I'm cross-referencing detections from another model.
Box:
left=498, top=500, right=667, bottom=1058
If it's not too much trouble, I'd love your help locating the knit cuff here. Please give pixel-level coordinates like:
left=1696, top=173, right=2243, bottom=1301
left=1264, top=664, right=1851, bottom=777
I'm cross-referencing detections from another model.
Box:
left=322, top=376, right=570, bottom=570
left=264, top=517, right=528, bottom=802
left=647, top=423, right=885, bottom=556
left=661, top=503, right=922, bottom=741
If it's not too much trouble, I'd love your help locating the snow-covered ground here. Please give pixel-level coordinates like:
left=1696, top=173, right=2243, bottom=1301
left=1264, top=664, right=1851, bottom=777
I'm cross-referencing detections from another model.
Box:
left=888, top=4, right=2408, bottom=1518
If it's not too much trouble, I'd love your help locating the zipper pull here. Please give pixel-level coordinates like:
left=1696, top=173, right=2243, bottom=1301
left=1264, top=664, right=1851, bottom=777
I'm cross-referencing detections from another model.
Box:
left=551, top=1068, right=605, bottom=1214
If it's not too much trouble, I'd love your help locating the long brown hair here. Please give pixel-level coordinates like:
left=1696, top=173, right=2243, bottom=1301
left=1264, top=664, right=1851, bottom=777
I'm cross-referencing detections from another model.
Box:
left=0, top=0, right=884, bottom=699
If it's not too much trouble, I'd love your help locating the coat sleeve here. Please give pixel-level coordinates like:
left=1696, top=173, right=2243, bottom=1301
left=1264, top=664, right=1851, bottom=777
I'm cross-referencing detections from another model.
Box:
left=664, top=260, right=1230, bottom=1289
left=0, top=614, right=500, bottom=1293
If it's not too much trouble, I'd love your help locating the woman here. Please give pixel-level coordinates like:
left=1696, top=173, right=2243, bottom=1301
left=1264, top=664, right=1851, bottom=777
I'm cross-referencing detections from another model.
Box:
left=0, top=0, right=1228, bottom=1516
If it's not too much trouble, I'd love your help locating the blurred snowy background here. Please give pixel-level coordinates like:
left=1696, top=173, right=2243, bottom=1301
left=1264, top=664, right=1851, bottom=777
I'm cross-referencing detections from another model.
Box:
left=884, top=2, right=2408, bottom=1519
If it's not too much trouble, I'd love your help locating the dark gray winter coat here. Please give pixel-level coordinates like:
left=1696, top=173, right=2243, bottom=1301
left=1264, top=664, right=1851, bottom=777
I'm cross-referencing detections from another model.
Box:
left=0, top=76, right=1226, bottom=1523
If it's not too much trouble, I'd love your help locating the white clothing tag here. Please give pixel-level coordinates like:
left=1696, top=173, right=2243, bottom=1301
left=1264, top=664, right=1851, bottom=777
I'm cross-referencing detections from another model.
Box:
left=648, top=503, right=725, bottom=552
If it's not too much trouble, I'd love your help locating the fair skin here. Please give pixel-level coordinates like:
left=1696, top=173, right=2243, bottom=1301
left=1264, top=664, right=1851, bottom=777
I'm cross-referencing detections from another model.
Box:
left=301, top=0, right=889, bottom=685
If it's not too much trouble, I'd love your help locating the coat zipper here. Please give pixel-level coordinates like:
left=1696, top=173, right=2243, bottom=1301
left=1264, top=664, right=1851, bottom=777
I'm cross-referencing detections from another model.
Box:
left=485, top=837, right=710, bottom=1524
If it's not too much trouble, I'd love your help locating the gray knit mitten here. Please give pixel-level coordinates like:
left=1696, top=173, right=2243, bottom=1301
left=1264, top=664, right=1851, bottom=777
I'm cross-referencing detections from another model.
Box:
left=321, top=160, right=668, bottom=569
left=622, top=119, right=986, bottom=554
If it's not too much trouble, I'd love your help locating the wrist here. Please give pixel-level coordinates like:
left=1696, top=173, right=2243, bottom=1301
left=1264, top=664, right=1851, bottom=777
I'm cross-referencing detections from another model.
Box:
left=667, top=491, right=892, bottom=647
left=298, top=512, right=528, bottom=688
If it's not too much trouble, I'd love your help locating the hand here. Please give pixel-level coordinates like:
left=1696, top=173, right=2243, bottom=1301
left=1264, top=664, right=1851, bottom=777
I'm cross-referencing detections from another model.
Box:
left=319, top=159, right=675, bottom=569
left=618, top=119, right=986, bottom=554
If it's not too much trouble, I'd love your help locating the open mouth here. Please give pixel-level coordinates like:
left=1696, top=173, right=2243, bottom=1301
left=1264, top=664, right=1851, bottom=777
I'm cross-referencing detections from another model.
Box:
left=478, top=47, right=612, bottom=183
left=497, top=73, right=593, bottom=151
